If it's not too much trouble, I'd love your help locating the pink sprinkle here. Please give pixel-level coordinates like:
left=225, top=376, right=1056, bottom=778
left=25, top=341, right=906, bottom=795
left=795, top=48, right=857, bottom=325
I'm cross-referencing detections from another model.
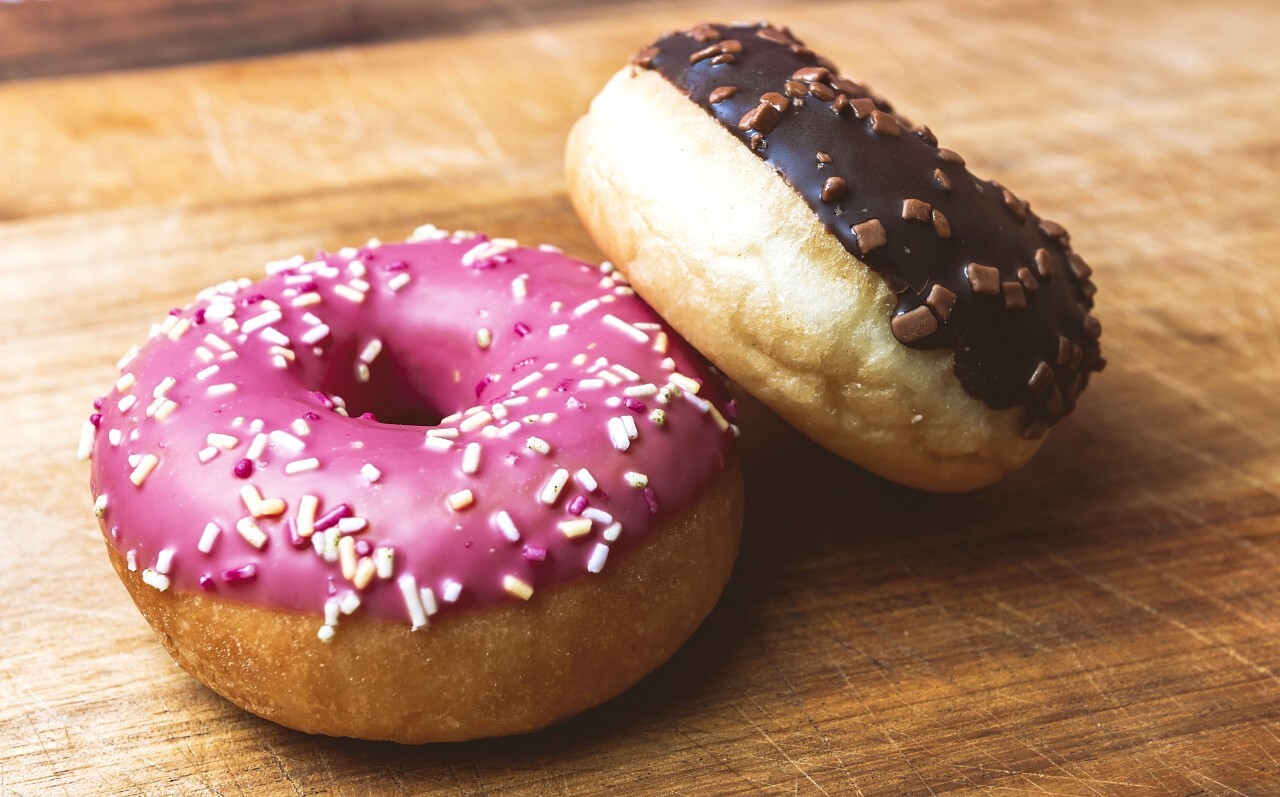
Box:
left=505, top=452, right=520, bottom=465
left=168, top=307, right=182, bottom=316
left=358, top=250, right=376, bottom=262
left=89, top=413, right=102, bottom=428
left=193, top=308, right=206, bottom=325
left=222, top=564, right=257, bottom=583
left=233, top=458, right=253, bottom=479
left=623, top=397, right=646, bottom=413
left=523, top=546, right=547, bottom=562
left=643, top=487, right=659, bottom=515
left=566, top=396, right=587, bottom=410
left=327, top=577, right=338, bottom=595
left=511, top=357, right=537, bottom=372
left=93, top=397, right=104, bottom=410
left=476, top=374, right=496, bottom=398
left=360, top=412, right=377, bottom=421
left=240, top=293, right=265, bottom=306
left=554, top=379, right=573, bottom=392
left=725, top=399, right=740, bottom=421
left=567, top=495, right=588, bottom=515
left=304, top=411, right=320, bottom=420
left=383, top=259, right=409, bottom=272
left=311, top=391, right=335, bottom=410
left=298, top=281, right=318, bottom=293
left=514, top=322, right=532, bottom=337
left=286, top=519, right=308, bottom=549
left=354, top=539, right=373, bottom=557
left=314, top=503, right=352, bottom=532
left=198, top=574, right=216, bottom=590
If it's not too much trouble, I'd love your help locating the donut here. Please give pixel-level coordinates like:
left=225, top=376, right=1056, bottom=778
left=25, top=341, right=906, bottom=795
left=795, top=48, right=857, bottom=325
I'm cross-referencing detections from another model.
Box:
left=566, top=21, right=1104, bottom=492
left=80, top=225, right=743, bottom=743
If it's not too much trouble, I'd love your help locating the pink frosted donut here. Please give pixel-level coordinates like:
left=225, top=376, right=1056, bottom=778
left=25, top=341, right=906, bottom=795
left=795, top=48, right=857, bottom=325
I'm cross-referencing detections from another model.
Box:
left=82, top=225, right=743, bottom=743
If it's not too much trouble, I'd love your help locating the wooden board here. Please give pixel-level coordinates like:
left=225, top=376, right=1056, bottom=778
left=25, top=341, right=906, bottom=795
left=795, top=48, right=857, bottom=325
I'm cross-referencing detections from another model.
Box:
left=4, top=0, right=1280, bottom=793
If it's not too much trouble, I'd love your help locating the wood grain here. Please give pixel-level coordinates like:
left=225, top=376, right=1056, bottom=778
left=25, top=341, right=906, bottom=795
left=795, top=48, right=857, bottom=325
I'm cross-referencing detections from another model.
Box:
left=4, top=0, right=1280, bottom=794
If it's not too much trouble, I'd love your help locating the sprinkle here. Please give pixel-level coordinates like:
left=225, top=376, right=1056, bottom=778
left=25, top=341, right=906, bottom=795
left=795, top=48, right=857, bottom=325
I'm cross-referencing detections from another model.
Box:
left=608, top=417, right=631, bottom=451
left=92, top=493, right=109, bottom=518
left=108, top=429, right=123, bottom=446
left=497, top=421, right=521, bottom=436
left=196, top=365, right=220, bottom=381
left=117, top=394, right=138, bottom=413
left=313, top=502, right=352, bottom=532
left=284, top=458, right=319, bottom=475
left=130, top=454, right=159, bottom=486
left=599, top=370, right=623, bottom=386
left=523, top=545, right=547, bottom=562
left=207, top=383, right=237, bottom=397
left=495, top=510, right=521, bottom=542
left=573, top=298, right=600, bottom=316
left=300, top=324, right=330, bottom=345
left=235, top=517, right=268, bottom=549
left=291, top=292, right=322, bottom=308
left=353, top=557, right=377, bottom=589
left=269, top=429, right=306, bottom=453
left=424, top=436, right=454, bottom=453
left=427, top=427, right=460, bottom=438
left=295, top=495, right=319, bottom=538
left=577, top=378, right=605, bottom=390
left=459, top=411, right=493, bottom=433
left=198, top=522, right=221, bottom=553
left=448, top=489, right=475, bottom=511
left=339, top=591, right=362, bottom=614
left=357, top=463, right=381, bottom=484
left=624, top=383, right=658, bottom=398
left=668, top=372, right=701, bottom=394
left=441, top=580, right=463, bottom=603
left=621, top=414, right=639, bottom=440
left=399, top=575, right=428, bottom=630
left=233, top=458, right=253, bottom=478
left=567, top=495, right=588, bottom=515
left=337, top=517, right=367, bottom=534
left=603, top=522, right=622, bottom=542
left=246, top=433, right=268, bottom=460
left=207, top=433, right=238, bottom=450
left=222, top=564, right=257, bottom=583
left=511, top=371, right=543, bottom=392
left=115, top=373, right=137, bottom=393
left=525, top=437, right=551, bottom=455
left=77, top=421, right=95, bottom=460
left=338, top=536, right=358, bottom=579
left=155, top=548, right=175, bottom=575
left=141, top=569, right=171, bottom=591
left=549, top=323, right=569, bottom=337
left=611, top=363, right=640, bottom=382
left=560, top=518, right=593, bottom=538
left=116, top=345, right=140, bottom=370
left=333, top=284, right=365, bottom=303
left=540, top=468, right=570, bottom=505
left=643, top=487, right=659, bottom=514
left=503, top=575, right=534, bottom=601
left=260, top=327, right=290, bottom=347
left=602, top=314, right=650, bottom=343
left=624, top=471, right=649, bottom=488
left=649, top=408, right=667, bottom=425
left=574, top=468, right=598, bottom=492
left=684, top=391, right=711, bottom=413
left=240, top=310, right=282, bottom=335
left=317, top=626, right=335, bottom=643
left=152, top=376, right=177, bottom=398
left=511, top=275, right=528, bottom=299
left=127, top=550, right=137, bottom=571
left=476, top=328, right=492, bottom=350
left=587, top=544, right=610, bottom=574
left=358, top=339, right=383, bottom=364
left=420, top=587, right=439, bottom=615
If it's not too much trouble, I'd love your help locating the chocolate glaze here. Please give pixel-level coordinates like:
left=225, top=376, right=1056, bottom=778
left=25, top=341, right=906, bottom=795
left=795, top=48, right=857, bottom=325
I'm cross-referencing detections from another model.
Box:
left=638, top=22, right=1104, bottom=434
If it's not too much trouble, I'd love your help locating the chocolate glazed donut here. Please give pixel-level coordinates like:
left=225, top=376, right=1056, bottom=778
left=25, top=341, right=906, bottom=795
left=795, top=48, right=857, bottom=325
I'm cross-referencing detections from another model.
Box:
left=567, top=21, right=1104, bottom=491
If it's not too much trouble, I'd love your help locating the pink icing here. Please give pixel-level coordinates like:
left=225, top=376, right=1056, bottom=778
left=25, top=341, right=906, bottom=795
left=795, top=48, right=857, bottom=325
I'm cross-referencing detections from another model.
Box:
left=86, top=227, right=737, bottom=633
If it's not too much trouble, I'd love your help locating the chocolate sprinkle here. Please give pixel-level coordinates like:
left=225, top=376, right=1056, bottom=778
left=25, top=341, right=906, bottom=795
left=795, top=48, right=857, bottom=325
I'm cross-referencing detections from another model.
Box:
left=637, top=21, right=1103, bottom=427
left=709, top=86, right=738, bottom=104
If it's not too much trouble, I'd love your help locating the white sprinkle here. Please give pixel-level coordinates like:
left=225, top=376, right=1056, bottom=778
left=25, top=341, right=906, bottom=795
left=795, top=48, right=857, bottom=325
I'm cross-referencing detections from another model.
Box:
left=220, top=318, right=238, bottom=335
left=339, top=591, right=362, bottom=614
left=424, top=436, right=455, bottom=453
left=317, top=626, right=335, bottom=643
left=334, top=284, right=365, bottom=303
left=246, top=433, right=268, bottom=460
left=624, top=471, right=649, bottom=488
left=358, top=339, right=383, bottom=363
left=599, top=370, right=623, bottom=386
left=498, top=421, right=521, bottom=436
left=490, top=403, right=508, bottom=420
left=153, top=398, right=179, bottom=421
left=115, top=372, right=137, bottom=393
left=587, top=543, right=610, bottom=574
left=155, top=548, right=175, bottom=575
left=603, top=522, right=622, bottom=542
left=194, top=346, right=214, bottom=363
left=207, top=383, right=238, bottom=397
left=108, top=429, right=123, bottom=446
left=540, top=468, right=570, bottom=505
left=427, top=427, right=460, bottom=438
left=624, top=383, right=658, bottom=397
left=240, top=310, right=282, bottom=335
left=582, top=507, right=613, bottom=526
left=141, top=569, right=171, bottom=591
left=511, top=371, right=543, bottom=392
left=297, top=495, right=319, bottom=537
left=611, top=364, right=640, bottom=382
left=117, top=394, right=138, bottom=413
left=573, top=298, right=600, bottom=317
left=196, top=365, right=220, bottom=382
left=300, top=323, right=330, bottom=345
left=92, top=493, right=109, bottom=518
left=291, top=292, right=322, bottom=308
left=361, top=463, right=381, bottom=483
left=130, top=454, right=159, bottom=486
left=608, top=417, right=631, bottom=451
left=574, top=469, right=598, bottom=492
left=116, top=345, right=140, bottom=370
left=399, top=575, right=428, bottom=630
left=494, top=510, right=520, bottom=542
left=291, top=418, right=311, bottom=436
left=198, top=522, right=221, bottom=553
left=621, top=414, right=639, bottom=440
left=511, top=275, right=528, bottom=300
left=269, top=429, right=306, bottom=453
left=388, top=272, right=411, bottom=292
left=577, top=378, right=606, bottom=390
left=525, top=436, right=551, bottom=455
left=128, top=454, right=141, bottom=468
left=476, top=328, right=492, bottom=349
left=197, top=446, right=219, bottom=463
left=602, top=314, right=650, bottom=343
left=669, top=372, right=701, bottom=394
left=461, top=442, right=482, bottom=474
left=560, top=518, right=593, bottom=538
left=653, top=331, right=669, bottom=354
left=127, top=549, right=137, bottom=571
left=441, top=580, right=463, bottom=603
left=338, top=517, right=368, bottom=534
left=77, top=420, right=95, bottom=460
left=152, top=377, right=177, bottom=398
left=339, top=536, right=358, bottom=579
left=459, top=411, right=493, bottom=433
left=685, top=391, right=711, bottom=413
left=448, top=489, right=475, bottom=510
left=236, top=517, right=268, bottom=549
left=549, top=323, right=569, bottom=337
left=323, top=597, right=341, bottom=627
left=420, top=586, right=439, bottom=615
left=349, top=277, right=371, bottom=294
left=285, top=457, right=320, bottom=474
left=374, top=547, right=395, bottom=579
left=503, top=574, right=534, bottom=601
left=649, top=408, right=667, bottom=425
left=661, top=357, right=676, bottom=370
left=265, top=254, right=305, bottom=274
